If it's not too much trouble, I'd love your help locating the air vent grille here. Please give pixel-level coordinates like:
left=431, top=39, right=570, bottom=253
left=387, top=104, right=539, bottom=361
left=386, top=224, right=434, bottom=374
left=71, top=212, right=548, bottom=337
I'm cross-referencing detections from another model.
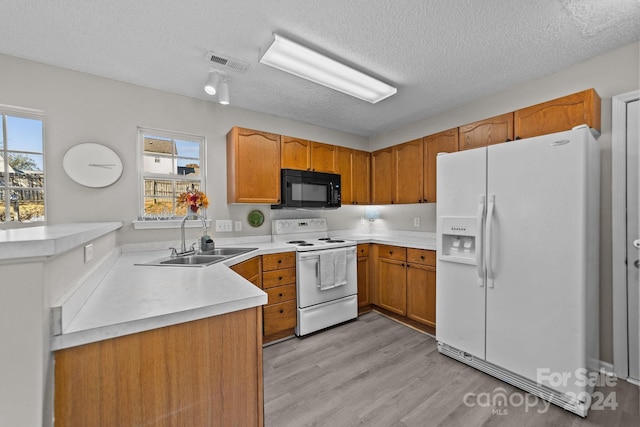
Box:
left=206, top=51, right=250, bottom=72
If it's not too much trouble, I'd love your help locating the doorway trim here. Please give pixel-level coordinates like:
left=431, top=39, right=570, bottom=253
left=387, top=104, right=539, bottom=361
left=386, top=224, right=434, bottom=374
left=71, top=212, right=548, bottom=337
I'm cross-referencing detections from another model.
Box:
left=612, top=89, right=640, bottom=379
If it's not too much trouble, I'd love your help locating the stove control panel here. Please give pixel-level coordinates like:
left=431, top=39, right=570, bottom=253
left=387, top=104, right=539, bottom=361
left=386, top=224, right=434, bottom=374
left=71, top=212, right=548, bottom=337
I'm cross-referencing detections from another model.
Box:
left=272, top=218, right=328, bottom=235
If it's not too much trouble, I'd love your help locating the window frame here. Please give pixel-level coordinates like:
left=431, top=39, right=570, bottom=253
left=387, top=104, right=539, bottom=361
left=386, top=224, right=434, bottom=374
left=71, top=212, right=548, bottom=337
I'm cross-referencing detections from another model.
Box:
left=137, top=127, right=207, bottom=221
left=0, top=105, right=46, bottom=229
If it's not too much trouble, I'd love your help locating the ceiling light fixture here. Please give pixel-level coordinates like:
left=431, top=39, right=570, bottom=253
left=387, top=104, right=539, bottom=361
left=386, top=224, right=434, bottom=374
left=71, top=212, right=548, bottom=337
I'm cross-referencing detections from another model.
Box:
left=218, top=79, right=230, bottom=105
left=259, top=34, right=397, bottom=104
left=204, top=71, right=221, bottom=95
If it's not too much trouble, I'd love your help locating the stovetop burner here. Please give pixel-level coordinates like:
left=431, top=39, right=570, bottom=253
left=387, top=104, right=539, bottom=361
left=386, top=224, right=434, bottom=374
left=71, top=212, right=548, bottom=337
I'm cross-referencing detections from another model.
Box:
left=287, top=240, right=307, bottom=244
left=318, top=238, right=345, bottom=243
left=298, top=243, right=314, bottom=246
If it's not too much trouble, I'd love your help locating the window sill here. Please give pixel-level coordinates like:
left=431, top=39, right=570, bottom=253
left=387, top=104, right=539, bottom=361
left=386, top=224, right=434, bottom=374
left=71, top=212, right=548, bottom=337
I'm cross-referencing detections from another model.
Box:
left=132, top=219, right=212, bottom=230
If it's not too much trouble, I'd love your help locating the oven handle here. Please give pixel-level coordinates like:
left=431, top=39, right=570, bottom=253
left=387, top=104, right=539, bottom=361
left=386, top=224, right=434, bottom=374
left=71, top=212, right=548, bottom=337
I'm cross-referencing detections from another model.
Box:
left=297, top=247, right=356, bottom=260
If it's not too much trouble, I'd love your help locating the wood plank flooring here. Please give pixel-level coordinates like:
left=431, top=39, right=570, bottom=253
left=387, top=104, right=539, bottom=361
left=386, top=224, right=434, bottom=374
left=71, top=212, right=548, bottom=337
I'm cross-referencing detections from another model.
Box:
left=263, top=312, right=639, bottom=427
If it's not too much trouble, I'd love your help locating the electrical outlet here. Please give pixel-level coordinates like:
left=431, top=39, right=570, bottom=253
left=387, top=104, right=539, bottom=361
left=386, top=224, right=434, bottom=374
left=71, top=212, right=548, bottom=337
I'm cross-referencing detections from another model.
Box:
left=215, top=220, right=233, bottom=232
left=235, top=220, right=242, bottom=231
left=413, top=217, right=420, bottom=227
left=84, top=244, right=94, bottom=263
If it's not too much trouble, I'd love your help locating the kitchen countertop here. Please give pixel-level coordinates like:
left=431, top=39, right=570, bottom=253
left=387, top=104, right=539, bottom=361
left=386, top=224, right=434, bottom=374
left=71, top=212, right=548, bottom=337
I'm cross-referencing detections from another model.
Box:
left=0, top=221, right=123, bottom=260
left=50, top=230, right=435, bottom=351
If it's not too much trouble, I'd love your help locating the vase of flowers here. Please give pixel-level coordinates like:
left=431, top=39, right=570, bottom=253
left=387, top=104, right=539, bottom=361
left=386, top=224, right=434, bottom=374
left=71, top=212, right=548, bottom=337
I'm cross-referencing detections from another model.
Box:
left=177, top=186, right=209, bottom=215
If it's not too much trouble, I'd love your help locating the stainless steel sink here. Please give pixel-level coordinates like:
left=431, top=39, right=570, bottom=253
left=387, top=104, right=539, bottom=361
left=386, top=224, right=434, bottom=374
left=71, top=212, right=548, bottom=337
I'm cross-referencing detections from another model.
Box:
left=159, top=254, right=227, bottom=266
left=136, top=247, right=258, bottom=267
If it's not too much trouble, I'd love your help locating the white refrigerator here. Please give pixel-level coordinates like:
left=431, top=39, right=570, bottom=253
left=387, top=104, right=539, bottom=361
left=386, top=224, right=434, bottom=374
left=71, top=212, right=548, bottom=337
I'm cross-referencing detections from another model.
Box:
left=436, top=125, right=600, bottom=417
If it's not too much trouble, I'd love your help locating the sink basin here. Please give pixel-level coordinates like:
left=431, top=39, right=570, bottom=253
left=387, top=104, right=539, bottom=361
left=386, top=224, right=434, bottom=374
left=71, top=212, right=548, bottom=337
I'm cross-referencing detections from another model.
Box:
left=136, top=247, right=258, bottom=267
left=200, top=247, right=258, bottom=256
left=159, top=254, right=227, bottom=266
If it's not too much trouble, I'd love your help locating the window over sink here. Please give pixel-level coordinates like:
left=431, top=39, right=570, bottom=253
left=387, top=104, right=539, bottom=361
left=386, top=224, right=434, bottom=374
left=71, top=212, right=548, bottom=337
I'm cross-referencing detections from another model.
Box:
left=137, top=127, right=206, bottom=221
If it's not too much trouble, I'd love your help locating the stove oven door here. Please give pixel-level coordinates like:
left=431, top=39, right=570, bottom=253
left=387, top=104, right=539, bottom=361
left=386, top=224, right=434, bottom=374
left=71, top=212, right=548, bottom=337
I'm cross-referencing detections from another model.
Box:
left=296, top=247, right=357, bottom=308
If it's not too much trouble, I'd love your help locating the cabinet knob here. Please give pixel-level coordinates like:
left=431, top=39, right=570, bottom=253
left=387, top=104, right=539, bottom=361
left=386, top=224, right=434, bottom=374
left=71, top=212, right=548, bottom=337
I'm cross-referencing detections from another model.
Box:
left=278, top=276, right=283, bottom=280
left=515, top=136, right=521, bottom=140
left=420, top=256, right=424, bottom=260
left=279, top=293, right=283, bottom=297
left=389, top=251, right=393, bottom=255
left=278, top=260, right=282, bottom=264
left=279, top=309, right=284, bottom=314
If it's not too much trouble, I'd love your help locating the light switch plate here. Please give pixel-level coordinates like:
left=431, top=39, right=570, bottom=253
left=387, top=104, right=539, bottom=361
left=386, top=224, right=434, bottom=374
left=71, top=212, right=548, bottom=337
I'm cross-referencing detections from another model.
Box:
left=84, top=244, right=94, bottom=263
left=235, top=220, right=242, bottom=231
left=215, top=220, right=233, bottom=232
left=413, top=217, right=420, bottom=227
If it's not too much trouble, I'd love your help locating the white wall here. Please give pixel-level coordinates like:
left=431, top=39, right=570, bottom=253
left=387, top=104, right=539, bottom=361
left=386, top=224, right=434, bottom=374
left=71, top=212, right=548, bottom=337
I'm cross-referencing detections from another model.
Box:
left=371, top=41, right=640, bottom=365
left=0, top=53, right=369, bottom=246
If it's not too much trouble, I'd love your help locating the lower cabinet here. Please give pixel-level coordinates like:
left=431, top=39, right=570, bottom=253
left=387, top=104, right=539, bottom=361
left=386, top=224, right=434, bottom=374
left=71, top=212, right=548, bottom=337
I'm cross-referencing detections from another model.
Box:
left=406, top=249, right=436, bottom=328
left=261, top=252, right=297, bottom=343
left=374, top=244, right=437, bottom=329
left=54, top=308, right=264, bottom=426
left=357, top=244, right=371, bottom=308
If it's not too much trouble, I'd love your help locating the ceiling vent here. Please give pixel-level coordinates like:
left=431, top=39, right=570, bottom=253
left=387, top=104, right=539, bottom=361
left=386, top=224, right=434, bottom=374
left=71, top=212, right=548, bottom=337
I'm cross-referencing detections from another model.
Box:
left=205, top=51, right=250, bottom=73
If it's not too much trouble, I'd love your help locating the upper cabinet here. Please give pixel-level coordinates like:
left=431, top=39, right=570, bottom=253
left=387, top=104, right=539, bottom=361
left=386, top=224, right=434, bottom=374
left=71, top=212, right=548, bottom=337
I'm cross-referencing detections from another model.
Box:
left=371, top=147, right=394, bottom=204
left=281, top=136, right=336, bottom=173
left=458, top=112, right=514, bottom=151
left=281, top=136, right=310, bottom=170
left=424, top=129, right=458, bottom=203
left=394, top=139, right=424, bottom=204
left=335, top=146, right=354, bottom=204
left=227, top=127, right=281, bottom=204
left=352, top=150, right=371, bottom=205
left=514, top=88, right=601, bottom=139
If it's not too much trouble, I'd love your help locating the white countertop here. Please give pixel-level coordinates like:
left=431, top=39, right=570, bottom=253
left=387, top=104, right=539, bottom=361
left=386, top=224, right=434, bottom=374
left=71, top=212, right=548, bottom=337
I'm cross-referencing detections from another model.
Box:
left=0, top=222, right=123, bottom=260
left=50, top=230, right=435, bottom=350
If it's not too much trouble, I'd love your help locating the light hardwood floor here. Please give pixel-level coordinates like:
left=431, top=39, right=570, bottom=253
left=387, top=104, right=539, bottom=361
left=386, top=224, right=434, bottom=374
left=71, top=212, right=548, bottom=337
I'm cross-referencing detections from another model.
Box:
left=263, top=312, right=639, bottom=427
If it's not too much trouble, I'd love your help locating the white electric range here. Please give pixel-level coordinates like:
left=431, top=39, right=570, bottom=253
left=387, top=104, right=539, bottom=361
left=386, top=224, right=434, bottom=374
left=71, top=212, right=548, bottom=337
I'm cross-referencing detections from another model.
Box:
left=272, top=219, right=358, bottom=336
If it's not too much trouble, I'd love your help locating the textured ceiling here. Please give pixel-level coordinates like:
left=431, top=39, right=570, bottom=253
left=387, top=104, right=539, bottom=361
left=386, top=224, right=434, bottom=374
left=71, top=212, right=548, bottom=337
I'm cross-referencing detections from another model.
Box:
left=0, top=0, right=638, bottom=137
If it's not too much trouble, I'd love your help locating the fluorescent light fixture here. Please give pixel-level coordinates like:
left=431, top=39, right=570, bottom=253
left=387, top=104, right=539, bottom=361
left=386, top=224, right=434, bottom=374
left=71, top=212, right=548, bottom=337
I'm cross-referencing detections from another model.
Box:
left=204, top=71, right=220, bottom=95
left=218, top=79, right=230, bottom=105
left=259, top=34, right=397, bottom=104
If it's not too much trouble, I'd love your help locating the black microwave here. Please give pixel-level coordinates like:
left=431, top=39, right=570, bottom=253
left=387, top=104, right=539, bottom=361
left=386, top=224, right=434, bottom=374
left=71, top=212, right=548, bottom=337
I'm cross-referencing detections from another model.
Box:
left=271, top=169, right=341, bottom=209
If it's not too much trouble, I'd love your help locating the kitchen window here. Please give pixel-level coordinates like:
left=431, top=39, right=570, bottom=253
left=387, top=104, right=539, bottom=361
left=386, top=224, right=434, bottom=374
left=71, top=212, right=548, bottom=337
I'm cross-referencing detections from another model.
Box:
left=0, top=106, right=45, bottom=227
left=138, top=127, right=206, bottom=221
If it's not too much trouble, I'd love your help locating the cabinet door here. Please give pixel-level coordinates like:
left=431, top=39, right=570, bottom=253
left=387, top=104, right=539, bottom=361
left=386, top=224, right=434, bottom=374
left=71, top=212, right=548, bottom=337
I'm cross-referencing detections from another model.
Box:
left=514, top=88, right=601, bottom=139
left=371, top=147, right=394, bottom=204
left=377, top=257, right=407, bottom=315
left=406, top=263, right=436, bottom=327
left=394, top=139, right=424, bottom=204
left=458, top=113, right=514, bottom=151
left=353, top=149, right=370, bottom=204
left=336, top=146, right=354, bottom=204
left=281, top=136, right=311, bottom=170
left=357, top=255, right=370, bottom=307
left=311, top=141, right=337, bottom=173
left=424, top=128, right=458, bottom=203
left=227, top=127, right=281, bottom=203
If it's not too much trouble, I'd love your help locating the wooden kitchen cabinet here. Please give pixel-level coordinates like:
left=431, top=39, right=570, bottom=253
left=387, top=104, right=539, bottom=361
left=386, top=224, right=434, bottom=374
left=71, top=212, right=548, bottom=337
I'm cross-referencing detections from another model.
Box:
left=514, top=88, right=601, bottom=139
left=336, top=147, right=371, bottom=205
left=353, top=149, right=371, bottom=204
left=424, top=128, right=458, bottom=203
left=281, top=136, right=310, bottom=170
left=458, top=112, right=514, bottom=151
left=261, top=252, right=297, bottom=342
left=371, top=146, right=394, bottom=204
left=281, top=136, right=336, bottom=173
left=227, top=127, right=281, bottom=204
left=377, top=245, right=407, bottom=315
left=55, top=309, right=264, bottom=426
left=357, top=244, right=371, bottom=310
left=394, top=139, right=424, bottom=204
left=406, top=248, right=436, bottom=328
left=336, top=146, right=354, bottom=204
left=230, top=256, right=262, bottom=288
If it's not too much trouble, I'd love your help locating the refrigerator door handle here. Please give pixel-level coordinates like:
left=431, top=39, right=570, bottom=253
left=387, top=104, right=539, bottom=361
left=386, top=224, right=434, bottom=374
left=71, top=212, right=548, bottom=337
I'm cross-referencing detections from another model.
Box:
left=485, top=194, right=495, bottom=288
left=476, top=195, right=486, bottom=286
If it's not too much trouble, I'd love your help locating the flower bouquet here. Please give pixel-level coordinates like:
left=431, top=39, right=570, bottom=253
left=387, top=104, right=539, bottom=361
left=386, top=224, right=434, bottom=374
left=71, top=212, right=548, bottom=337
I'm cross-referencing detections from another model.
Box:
left=177, top=187, right=209, bottom=213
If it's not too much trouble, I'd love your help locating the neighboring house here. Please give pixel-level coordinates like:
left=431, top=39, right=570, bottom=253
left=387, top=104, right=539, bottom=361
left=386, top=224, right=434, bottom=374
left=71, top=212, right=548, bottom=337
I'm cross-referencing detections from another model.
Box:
left=143, top=137, right=176, bottom=174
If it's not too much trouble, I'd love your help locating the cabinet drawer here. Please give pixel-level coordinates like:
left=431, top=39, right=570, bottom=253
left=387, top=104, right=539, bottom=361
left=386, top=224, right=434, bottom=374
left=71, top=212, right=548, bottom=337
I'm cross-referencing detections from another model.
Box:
left=377, top=244, right=406, bottom=261
left=407, top=249, right=436, bottom=266
left=263, top=300, right=297, bottom=336
left=230, top=257, right=260, bottom=280
left=262, top=267, right=296, bottom=289
left=357, top=243, right=369, bottom=257
left=262, top=252, right=296, bottom=271
left=266, top=284, right=296, bottom=304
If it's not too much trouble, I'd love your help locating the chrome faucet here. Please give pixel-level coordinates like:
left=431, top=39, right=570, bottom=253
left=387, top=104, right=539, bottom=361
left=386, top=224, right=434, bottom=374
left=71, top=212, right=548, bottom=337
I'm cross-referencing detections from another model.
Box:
left=176, top=212, right=208, bottom=255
